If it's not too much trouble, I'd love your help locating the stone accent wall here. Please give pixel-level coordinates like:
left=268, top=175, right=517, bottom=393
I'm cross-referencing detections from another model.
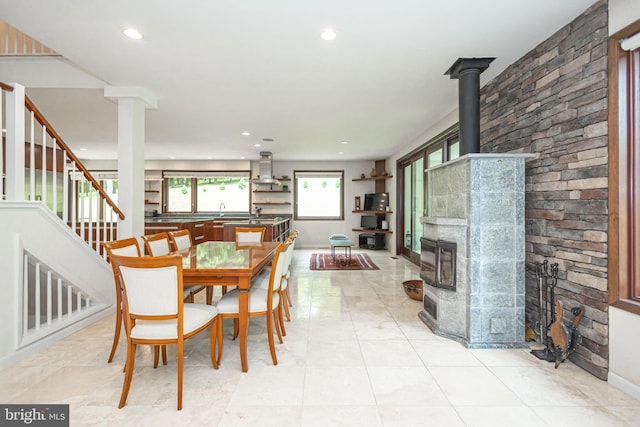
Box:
left=479, top=0, right=609, bottom=379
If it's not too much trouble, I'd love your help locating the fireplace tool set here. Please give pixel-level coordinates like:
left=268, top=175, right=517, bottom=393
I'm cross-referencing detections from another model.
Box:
left=531, top=260, right=585, bottom=368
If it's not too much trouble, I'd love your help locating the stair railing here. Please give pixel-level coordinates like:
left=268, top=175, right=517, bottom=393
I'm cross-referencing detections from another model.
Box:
left=1, top=82, right=124, bottom=255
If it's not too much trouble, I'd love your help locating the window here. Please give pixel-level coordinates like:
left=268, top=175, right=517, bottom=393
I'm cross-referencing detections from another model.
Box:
left=294, top=171, right=343, bottom=220
left=610, top=25, right=640, bottom=310
left=164, top=171, right=250, bottom=213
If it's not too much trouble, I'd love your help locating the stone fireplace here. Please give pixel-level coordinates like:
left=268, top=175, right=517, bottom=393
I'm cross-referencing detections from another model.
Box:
left=418, top=153, right=533, bottom=348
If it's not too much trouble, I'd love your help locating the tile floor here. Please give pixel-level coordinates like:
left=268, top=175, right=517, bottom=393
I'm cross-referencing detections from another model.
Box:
left=2, top=249, right=640, bottom=426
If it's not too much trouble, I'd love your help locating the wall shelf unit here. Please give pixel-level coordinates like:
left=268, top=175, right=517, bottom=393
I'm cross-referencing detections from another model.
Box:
left=352, top=160, right=392, bottom=249
left=352, top=175, right=393, bottom=182
left=144, top=179, right=163, bottom=210
left=251, top=178, right=293, bottom=213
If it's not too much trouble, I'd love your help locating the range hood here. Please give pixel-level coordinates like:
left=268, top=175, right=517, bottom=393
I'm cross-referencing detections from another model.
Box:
left=251, top=152, right=281, bottom=185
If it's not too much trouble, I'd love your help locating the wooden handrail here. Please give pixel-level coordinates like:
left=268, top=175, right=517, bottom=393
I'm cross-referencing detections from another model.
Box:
left=0, top=82, right=13, bottom=91
left=23, top=94, right=125, bottom=220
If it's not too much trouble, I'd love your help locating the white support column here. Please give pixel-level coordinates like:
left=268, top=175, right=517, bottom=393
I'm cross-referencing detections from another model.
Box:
left=5, top=83, right=25, bottom=201
left=104, top=86, right=157, bottom=239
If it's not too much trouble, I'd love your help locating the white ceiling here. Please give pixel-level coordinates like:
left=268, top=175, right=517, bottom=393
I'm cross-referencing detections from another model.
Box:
left=0, top=0, right=596, bottom=161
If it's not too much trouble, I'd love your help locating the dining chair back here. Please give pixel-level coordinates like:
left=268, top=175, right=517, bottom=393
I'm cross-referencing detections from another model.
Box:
left=109, top=253, right=219, bottom=410
left=215, top=240, right=290, bottom=366
left=102, top=237, right=141, bottom=363
left=168, top=229, right=192, bottom=252
left=166, top=229, right=207, bottom=303
left=142, top=232, right=171, bottom=256
left=235, top=227, right=265, bottom=244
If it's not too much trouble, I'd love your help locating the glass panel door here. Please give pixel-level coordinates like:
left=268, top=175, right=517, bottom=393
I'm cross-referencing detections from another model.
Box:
left=411, top=156, right=424, bottom=255
left=403, top=164, right=412, bottom=251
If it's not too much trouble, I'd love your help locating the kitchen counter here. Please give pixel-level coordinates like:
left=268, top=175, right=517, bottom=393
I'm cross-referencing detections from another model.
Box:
left=144, top=215, right=291, bottom=243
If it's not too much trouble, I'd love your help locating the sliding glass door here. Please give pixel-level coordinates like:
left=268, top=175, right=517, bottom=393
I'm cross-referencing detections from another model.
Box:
left=396, top=126, right=459, bottom=265
left=400, top=153, right=424, bottom=263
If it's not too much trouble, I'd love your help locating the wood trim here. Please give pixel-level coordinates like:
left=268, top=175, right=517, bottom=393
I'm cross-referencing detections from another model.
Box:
left=608, top=35, right=621, bottom=304
left=608, top=19, right=640, bottom=307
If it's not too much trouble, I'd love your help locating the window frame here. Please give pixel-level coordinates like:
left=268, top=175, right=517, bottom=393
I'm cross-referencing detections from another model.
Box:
left=163, top=170, right=251, bottom=214
left=293, top=170, right=344, bottom=221
left=608, top=21, right=640, bottom=313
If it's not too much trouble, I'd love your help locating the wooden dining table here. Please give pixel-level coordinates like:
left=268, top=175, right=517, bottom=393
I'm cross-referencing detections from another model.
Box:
left=174, top=240, right=279, bottom=372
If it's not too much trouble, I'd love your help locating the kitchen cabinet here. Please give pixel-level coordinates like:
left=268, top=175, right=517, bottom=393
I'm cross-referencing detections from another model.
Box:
left=222, top=217, right=291, bottom=242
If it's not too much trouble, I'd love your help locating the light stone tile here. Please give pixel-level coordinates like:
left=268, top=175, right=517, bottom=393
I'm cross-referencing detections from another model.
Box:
left=306, top=338, right=364, bottom=367
left=359, top=340, right=423, bottom=367
left=301, top=405, right=383, bottom=427
left=455, top=406, right=546, bottom=427
left=352, top=319, right=406, bottom=340
left=303, top=366, right=376, bottom=406
left=228, top=365, right=305, bottom=407
left=218, top=405, right=302, bottom=427
left=378, top=405, right=465, bottom=427
left=429, top=366, right=524, bottom=406
left=412, top=339, right=483, bottom=367
left=532, top=405, right=633, bottom=427
left=469, top=348, right=546, bottom=367
left=367, top=367, right=449, bottom=406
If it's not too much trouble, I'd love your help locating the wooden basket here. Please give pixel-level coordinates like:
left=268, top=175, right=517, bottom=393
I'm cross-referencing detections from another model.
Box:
left=402, top=280, right=423, bottom=301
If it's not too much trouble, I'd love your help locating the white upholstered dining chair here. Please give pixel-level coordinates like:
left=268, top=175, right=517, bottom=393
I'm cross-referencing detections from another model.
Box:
left=145, top=231, right=206, bottom=303
left=215, top=240, right=290, bottom=366
left=109, top=253, right=219, bottom=410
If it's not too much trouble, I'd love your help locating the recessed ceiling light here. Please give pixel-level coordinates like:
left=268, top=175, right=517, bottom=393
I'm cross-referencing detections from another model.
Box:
left=254, top=143, right=261, bottom=147
left=338, top=151, right=343, bottom=155
left=320, top=28, right=337, bottom=41
left=169, top=156, right=176, bottom=159
left=262, top=138, right=274, bottom=142
left=123, top=28, right=143, bottom=40
left=241, top=131, right=251, bottom=136
left=240, top=156, right=246, bottom=159
left=207, top=156, right=213, bottom=159
left=341, top=141, right=348, bottom=145
left=80, top=148, right=87, bottom=151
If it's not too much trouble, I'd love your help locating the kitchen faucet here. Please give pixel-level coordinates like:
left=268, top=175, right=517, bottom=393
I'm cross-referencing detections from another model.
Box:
left=219, top=203, right=226, bottom=217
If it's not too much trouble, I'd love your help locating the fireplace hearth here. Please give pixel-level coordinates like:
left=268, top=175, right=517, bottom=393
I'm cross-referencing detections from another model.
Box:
left=418, top=153, right=533, bottom=348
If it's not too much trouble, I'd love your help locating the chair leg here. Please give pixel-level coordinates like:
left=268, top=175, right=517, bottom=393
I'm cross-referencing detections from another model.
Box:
left=108, top=306, right=122, bottom=363
left=118, top=342, right=137, bottom=409
left=266, top=311, right=278, bottom=365
left=283, top=287, right=292, bottom=320
left=286, top=286, right=293, bottom=307
left=162, top=345, right=168, bottom=365
left=209, top=318, right=219, bottom=369
left=274, top=310, right=284, bottom=344
left=153, top=346, right=160, bottom=368
left=216, top=318, right=224, bottom=365
left=278, top=301, right=287, bottom=337
left=177, top=339, right=183, bottom=411
left=232, top=319, right=239, bottom=340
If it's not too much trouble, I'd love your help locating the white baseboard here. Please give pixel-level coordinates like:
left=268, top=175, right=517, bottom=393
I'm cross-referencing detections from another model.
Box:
left=608, top=371, right=640, bottom=401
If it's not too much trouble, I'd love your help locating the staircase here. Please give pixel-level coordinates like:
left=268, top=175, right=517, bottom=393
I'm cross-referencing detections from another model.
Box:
left=0, top=82, right=123, bottom=367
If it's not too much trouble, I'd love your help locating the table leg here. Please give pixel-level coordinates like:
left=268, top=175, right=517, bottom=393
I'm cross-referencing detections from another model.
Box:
left=238, top=277, right=250, bottom=372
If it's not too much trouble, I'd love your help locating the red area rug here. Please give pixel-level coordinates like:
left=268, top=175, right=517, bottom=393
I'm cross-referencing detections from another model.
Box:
left=309, top=253, right=380, bottom=270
